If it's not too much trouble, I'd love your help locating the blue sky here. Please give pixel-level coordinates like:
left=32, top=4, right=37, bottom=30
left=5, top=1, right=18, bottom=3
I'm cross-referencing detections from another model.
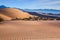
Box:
left=0, top=0, right=60, bottom=10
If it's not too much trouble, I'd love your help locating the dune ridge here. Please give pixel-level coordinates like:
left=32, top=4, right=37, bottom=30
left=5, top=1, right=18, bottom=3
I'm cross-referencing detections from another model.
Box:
left=0, top=8, right=33, bottom=20
left=0, top=13, right=12, bottom=20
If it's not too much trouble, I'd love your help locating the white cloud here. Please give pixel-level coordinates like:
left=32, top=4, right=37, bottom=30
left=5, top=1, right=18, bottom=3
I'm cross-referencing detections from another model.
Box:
left=26, top=0, right=60, bottom=9
left=43, top=1, right=60, bottom=5
left=41, top=6, right=60, bottom=10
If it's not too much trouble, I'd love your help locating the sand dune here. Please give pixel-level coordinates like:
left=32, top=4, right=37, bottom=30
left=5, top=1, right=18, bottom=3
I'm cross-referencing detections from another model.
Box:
left=0, top=21, right=60, bottom=40
left=0, top=13, right=11, bottom=20
left=0, top=8, right=33, bottom=19
left=0, top=8, right=60, bottom=40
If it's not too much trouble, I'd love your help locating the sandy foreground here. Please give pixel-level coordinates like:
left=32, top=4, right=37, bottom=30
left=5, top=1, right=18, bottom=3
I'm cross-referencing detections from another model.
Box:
left=0, top=20, right=60, bottom=40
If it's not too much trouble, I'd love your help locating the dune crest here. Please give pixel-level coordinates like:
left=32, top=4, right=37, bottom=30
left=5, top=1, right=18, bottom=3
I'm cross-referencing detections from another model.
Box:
left=0, top=13, right=12, bottom=20
left=0, top=8, right=33, bottom=20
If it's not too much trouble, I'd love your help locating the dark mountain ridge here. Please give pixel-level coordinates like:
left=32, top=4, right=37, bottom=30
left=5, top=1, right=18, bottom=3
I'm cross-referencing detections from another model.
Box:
left=0, top=5, right=60, bottom=19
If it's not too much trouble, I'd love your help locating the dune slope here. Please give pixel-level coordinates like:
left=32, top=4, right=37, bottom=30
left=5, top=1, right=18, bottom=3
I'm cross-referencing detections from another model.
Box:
left=0, top=8, right=33, bottom=19
left=0, top=13, right=12, bottom=20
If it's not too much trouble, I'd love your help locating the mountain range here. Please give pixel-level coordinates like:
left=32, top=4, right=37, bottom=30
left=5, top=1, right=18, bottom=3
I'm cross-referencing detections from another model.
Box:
left=22, top=9, right=60, bottom=14
left=0, top=5, right=60, bottom=14
left=0, top=5, right=60, bottom=20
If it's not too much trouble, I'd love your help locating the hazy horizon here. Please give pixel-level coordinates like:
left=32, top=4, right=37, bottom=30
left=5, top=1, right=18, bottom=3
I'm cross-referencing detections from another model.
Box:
left=0, top=0, right=60, bottom=10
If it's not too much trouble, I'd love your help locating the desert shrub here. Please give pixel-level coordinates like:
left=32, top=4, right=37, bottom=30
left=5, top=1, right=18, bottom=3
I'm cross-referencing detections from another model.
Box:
left=38, top=17, right=43, bottom=20
left=22, top=17, right=33, bottom=20
left=42, top=17, right=48, bottom=20
left=12, top=18, right=17, bottom=20
left=29, top=17, right=32, bottom=19
left=56, top=18, right=60, bottom=20
left=0, top=17, right=4, bottom=22
left=15, top=18, right=20, bottom=20
left=32, top=16, right=39, bottom=20
left=42, top=18, right=48, bottom=20
left=31, top=16, right=42, bottom=21
left=23, top=18, right=30, bottom=20
left=12, top=18, right=22, bottom=20
left=48, top=18, right=54, bottom=20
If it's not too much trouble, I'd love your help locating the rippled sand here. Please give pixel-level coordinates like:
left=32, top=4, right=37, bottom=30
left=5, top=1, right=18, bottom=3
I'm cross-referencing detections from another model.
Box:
left=0, top=20, right=60, bottom=40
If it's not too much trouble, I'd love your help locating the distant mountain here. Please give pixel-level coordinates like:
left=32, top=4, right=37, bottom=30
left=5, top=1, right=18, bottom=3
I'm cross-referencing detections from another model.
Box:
left=22, top=9, right=60, bottom=14
left=0, top=5, right=60, bottom=14
left=0, top=5, right=60, bottom=20
left=27, top=12, right=60, bottom=18
left=0, top=5, right=8, bottom=8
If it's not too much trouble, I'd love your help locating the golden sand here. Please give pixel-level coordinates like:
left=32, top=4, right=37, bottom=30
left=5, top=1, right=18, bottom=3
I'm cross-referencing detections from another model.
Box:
left=0, top=21, right=60, bottom=40
left=0, top=8, right=33, bottom=19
